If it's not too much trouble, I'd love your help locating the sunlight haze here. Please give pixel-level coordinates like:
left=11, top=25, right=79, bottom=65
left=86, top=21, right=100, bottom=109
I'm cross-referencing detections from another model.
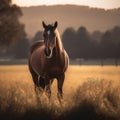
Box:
left=12, top=0, right=120, bottom=9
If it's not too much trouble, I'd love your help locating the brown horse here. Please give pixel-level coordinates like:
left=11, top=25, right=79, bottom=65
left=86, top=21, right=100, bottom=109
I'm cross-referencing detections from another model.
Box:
left=28, top=21, right=69, bottom=103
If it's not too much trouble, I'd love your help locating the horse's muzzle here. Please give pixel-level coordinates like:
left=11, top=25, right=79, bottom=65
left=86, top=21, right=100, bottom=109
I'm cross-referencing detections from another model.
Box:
left=44, top=48, right=52, bottom=58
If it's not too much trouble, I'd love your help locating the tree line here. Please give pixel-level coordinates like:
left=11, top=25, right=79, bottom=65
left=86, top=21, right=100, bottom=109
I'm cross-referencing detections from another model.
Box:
left=62, top=26, right=120, bottom=59
left=1, top=25, right=120, bottom=59
left=28, top=26, right=120, bottom=59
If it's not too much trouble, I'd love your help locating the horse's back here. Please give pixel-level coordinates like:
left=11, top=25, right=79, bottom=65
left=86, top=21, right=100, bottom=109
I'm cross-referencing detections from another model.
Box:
left=29, top=40, right=69, bottom=78
left=30, top=40, right=44, bottom=54
left=29, top=40, right=45, bottom=74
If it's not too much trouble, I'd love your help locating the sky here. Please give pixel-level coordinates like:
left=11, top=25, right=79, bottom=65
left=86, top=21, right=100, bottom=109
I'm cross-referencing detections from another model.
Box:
left=12, top=0, right=120, bottom=9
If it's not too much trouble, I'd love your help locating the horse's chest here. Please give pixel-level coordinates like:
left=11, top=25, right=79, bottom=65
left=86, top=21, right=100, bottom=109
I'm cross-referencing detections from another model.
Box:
left=50, top=64, right=62, bottom=72
left=44, top=59, right=64, bottom=75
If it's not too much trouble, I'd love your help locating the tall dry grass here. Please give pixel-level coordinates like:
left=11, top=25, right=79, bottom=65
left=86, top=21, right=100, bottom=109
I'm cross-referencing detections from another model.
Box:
left=62, top=79, right=120, bottom=120
left=0, top=65, right=120, bottom=120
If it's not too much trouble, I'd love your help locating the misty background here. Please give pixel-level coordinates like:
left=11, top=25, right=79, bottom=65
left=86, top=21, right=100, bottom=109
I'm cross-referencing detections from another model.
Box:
left=0, top=0, right=120, bottom=63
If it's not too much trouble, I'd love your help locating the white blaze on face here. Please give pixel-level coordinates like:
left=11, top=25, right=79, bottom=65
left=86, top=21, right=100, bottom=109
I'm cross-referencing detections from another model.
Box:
left=47, top=30, right=51, bottom=36
left=46, top=30, right=50, bottom=49
left=45, top=30, right=53, bottom=58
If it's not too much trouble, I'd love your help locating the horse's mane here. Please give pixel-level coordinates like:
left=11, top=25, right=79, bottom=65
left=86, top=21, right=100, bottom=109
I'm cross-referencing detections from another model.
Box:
left=55, top=29, right=64, bottom=52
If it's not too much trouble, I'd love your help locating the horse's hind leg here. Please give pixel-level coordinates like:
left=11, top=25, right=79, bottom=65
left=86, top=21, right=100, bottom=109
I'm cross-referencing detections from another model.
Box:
left=39, top=76, right=45, bottom=90
left=57, top=74, right=65, bottom=105
left=28, top=64, right=39, bottom=87
left=28, top=65, right=43, bottom=106
left=44, top=79, right=52, bottom=103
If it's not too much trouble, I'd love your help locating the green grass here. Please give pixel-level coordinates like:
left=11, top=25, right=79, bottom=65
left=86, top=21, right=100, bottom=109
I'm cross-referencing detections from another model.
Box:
left=0, top=65, right=120, bottom=120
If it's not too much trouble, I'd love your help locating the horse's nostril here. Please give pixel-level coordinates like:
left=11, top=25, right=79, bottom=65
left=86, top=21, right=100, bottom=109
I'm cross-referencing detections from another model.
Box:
left=45, top=48, right=51, bottom=57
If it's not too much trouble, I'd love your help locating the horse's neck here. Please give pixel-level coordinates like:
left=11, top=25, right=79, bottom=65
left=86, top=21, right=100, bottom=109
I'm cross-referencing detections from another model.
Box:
left=55, top=30, right=63, bottom=55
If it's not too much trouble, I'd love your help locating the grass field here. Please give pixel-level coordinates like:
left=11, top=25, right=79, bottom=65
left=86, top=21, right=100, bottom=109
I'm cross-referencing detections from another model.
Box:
left=0, top=65, right=120, bottom=120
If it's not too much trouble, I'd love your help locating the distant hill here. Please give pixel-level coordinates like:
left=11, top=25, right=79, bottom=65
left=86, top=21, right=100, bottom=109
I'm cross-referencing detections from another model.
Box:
left=20, top=5, right=120, bottom=37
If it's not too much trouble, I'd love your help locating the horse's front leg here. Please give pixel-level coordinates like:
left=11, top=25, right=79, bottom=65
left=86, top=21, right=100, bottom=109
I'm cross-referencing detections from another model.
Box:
left=45, top=79, right=51, bottom=103
left=57, top=74, right=65, bottom=104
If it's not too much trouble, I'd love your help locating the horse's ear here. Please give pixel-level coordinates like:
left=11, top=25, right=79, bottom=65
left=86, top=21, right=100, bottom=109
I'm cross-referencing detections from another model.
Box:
left=42, top=21, right=47, bottom=29
left=54, top=21, right=58, bottom=29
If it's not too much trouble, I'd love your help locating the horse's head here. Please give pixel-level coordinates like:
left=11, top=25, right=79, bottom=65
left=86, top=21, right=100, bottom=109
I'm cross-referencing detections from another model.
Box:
left=42, top=21, right=58, bottom=58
